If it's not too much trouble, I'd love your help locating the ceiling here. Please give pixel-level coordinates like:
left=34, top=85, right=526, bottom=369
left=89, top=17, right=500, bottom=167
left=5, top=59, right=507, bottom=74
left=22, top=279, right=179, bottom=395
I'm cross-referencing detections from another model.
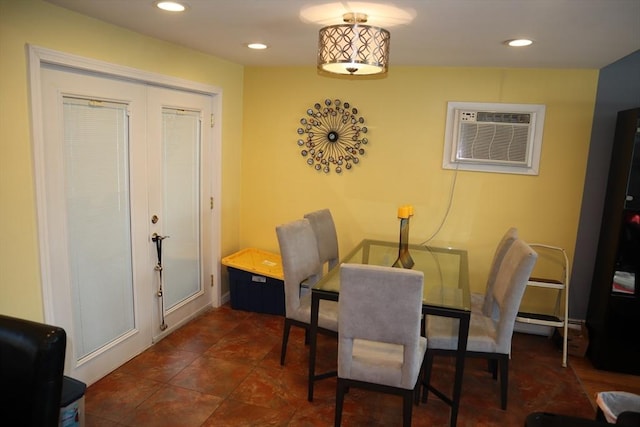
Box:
left=45, top=0, right=640, bottom=69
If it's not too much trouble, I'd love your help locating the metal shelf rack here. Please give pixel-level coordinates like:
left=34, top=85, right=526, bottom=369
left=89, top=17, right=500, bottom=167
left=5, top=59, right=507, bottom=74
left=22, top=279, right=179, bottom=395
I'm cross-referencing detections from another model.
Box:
left=516, top=244, right=570, bottom=367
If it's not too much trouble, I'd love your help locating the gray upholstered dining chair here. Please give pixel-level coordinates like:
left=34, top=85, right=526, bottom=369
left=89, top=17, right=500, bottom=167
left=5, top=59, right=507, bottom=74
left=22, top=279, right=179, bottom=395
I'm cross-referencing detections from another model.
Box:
left=423, top=238, right=537, bottom=410
left=335, top=263, right=426, bottom=427
left=471, top=227, right=518, bottom=319
left=304, top=209, right=339, bottom=273
left=596, top=391, right=640, bottom=424
left=276, top=218, right=338, bottom=365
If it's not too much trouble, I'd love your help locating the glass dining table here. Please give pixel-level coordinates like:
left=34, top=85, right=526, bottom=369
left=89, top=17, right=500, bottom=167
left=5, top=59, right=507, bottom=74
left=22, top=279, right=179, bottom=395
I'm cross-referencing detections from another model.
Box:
left=308, top=239, right=470, bottom=427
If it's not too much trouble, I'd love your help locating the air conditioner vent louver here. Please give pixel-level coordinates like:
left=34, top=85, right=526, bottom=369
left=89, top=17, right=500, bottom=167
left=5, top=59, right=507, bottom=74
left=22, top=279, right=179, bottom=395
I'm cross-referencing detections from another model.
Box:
left=443, top=102, right=545, bottom=175
left=457, top=119, right=529, bottom=164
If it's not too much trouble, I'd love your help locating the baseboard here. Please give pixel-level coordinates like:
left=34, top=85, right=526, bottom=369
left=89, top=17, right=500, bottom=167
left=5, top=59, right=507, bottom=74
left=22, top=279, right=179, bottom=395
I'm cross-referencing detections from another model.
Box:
left=220, top=291, right=230, bottom=306
left=514, top=322, right=553, bottom=336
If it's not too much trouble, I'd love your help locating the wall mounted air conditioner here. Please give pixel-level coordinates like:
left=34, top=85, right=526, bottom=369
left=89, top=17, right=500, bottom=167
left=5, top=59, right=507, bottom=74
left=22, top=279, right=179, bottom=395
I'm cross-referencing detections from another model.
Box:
left=442, top=102, right=546, bottom=175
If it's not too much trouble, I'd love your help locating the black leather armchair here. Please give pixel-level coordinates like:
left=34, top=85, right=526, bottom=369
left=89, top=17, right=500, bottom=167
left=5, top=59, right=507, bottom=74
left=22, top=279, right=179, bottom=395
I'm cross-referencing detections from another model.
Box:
left=0, top=314, right=66, bottom=427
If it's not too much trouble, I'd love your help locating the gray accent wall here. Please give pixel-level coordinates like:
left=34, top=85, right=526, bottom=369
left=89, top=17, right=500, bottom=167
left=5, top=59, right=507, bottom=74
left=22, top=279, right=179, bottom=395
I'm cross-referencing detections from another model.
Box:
left=571, top=50, right=640, bottom=319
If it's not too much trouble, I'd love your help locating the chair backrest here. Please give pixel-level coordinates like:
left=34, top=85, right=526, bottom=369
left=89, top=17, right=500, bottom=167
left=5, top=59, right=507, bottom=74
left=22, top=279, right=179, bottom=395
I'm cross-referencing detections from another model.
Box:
left=304, top=209, right=339, bottom=272
left=0, top=314, right=67, bottom=427
left=491, top=238, right=538, bottom=353
left=276, top=218, right=322, bottom=317
left=482, top=227, right=519, bottom=317
left=338, top=263, right=424, bottom=388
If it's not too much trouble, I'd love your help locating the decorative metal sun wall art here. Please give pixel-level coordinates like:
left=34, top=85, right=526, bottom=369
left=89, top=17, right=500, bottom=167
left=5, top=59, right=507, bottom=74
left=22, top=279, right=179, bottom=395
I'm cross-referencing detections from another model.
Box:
left=297, top=99, right=368, bottom=174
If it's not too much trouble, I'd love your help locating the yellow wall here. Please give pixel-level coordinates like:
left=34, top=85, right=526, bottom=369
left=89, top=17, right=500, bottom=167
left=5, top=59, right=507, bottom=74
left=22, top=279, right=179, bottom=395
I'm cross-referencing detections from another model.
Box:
left=0, top=0, right=600, bottom=321
left=241, top=66, right=598, bottom=306
left=0, top=0, right=244, bottom=320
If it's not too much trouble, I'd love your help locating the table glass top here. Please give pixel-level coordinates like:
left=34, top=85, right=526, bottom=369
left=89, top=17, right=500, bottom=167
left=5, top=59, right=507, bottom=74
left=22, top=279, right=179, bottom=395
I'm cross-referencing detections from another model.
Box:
left=313, top=239, right=471, bottom=311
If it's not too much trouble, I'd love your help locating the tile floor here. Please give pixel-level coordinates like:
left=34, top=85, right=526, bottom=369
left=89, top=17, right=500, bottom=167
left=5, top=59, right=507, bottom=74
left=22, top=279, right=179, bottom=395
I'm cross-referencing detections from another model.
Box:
left=85, top=304, right=596, bottom=426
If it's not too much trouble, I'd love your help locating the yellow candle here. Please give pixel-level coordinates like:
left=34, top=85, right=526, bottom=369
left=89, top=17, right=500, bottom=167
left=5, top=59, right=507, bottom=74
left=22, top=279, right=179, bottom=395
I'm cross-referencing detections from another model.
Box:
left=397, top=206, right=409, bottom=219
left=408, top=205, right=414, bottom=216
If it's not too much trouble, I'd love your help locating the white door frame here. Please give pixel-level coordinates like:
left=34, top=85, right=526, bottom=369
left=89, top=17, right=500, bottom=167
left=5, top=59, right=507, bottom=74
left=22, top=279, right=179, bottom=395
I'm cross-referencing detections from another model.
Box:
left=27, top=44, right=223, bottom=326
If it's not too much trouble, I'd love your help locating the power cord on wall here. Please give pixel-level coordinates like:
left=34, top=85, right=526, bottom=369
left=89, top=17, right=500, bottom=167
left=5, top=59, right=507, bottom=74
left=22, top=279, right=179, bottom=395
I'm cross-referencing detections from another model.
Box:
left=419, top=162, right=459, bottom=246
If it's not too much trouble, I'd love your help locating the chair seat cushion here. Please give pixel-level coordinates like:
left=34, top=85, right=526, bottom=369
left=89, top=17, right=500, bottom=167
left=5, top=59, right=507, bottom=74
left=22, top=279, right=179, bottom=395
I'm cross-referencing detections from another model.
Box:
left=426, top=313, right=499, bottom=353
left=289, top=294, right=338, bottom=331
left=346, top=337, right=427, bottom=389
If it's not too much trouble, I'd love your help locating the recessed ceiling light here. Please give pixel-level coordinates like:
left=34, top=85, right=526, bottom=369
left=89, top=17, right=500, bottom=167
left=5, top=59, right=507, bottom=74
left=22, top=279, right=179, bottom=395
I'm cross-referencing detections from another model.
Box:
left=505, top=39, right=534, bottom=47
left=156, top=1, right=186, bottom=12
left=247, top=43, right=268, bottom=50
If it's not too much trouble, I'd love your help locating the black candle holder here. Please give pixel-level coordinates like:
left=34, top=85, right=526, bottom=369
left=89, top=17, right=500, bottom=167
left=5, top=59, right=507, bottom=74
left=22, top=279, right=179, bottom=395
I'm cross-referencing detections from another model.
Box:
left=393, top=215, right=414, bottom=269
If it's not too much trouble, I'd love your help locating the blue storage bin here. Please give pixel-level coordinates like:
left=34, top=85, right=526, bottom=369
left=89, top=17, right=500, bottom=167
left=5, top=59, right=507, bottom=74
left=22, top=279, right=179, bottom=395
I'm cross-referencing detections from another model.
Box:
left=222, top=248, right=285, bottom=315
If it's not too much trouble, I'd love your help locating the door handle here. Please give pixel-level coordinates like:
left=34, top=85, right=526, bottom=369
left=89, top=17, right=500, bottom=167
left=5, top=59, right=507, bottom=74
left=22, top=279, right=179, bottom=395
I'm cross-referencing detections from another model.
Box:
left=151, top=233, right=169, bottom=242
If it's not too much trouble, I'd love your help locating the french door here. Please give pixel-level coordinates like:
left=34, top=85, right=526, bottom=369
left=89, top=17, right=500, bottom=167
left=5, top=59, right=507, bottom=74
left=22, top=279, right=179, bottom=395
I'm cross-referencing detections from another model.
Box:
left=38, top=63, right=215, bottom=385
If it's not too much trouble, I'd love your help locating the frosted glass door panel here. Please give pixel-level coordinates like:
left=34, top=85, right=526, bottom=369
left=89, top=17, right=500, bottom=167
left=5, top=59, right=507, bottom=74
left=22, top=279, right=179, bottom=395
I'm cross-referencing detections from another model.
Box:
left=162, top=108, right=201, bottom=309
left=63, top=97, right=135, bottom=360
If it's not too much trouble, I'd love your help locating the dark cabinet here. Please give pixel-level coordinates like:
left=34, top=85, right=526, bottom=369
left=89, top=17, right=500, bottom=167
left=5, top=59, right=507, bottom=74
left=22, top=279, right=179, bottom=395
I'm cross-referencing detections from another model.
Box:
left=587, top=107, right=640, bottom=375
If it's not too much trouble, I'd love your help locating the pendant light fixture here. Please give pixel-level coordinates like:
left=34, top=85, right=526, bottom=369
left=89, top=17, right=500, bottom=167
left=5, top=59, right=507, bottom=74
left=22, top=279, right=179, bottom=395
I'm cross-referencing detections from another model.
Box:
left=317, top=12, right=390, bottom=76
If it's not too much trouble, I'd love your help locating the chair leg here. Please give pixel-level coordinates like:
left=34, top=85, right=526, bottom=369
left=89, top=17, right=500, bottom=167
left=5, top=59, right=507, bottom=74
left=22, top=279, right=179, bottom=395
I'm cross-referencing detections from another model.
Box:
left=335, top=379, right=346, bottom=427
left=280, top=318, right=291, bottom=365
left=499, top=355, right=509, bottom=410
left=421, top=350, right=434, bottom=403
left=415, top=351, right=426, bottom=405
left=488, top=359, right=498, bottom=378
left=403, top=390, right=413, bottom=427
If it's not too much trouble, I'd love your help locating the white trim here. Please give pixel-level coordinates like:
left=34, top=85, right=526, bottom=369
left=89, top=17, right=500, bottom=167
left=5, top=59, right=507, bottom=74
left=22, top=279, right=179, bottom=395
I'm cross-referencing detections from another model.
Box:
left=28, top=46, right=56, bottom=323
left=29, top=45, right=220, bottom=95
left=27, top=44, right=223, bottom=322
left=210, top=87, right=223, bottom=309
